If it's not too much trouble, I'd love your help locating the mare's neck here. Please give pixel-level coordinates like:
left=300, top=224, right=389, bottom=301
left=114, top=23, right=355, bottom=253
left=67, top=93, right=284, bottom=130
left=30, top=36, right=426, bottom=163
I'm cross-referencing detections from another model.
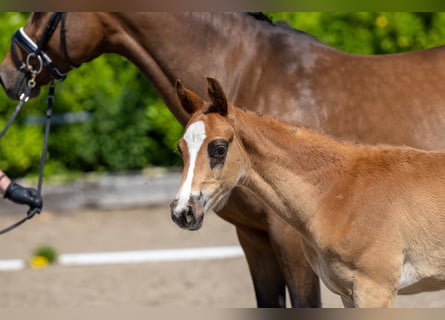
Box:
left=103, top=13, right=267, bottom=125
left=235, top=109, right=349, bottom=230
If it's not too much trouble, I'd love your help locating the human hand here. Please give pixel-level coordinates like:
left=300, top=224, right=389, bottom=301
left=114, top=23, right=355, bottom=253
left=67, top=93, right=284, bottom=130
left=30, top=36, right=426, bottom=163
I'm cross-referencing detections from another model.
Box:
left=4, top=182, right=43, bottom=212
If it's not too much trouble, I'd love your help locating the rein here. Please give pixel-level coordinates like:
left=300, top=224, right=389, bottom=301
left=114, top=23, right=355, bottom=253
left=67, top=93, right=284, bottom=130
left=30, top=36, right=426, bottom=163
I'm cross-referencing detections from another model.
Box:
left=0, top=83, right=54, bottom=235
left=0, top=13, right=72, bottom=235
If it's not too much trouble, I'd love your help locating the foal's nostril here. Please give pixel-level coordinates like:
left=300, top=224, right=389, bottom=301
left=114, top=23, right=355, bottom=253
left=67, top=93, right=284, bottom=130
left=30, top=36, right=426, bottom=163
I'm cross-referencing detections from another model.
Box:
left=170, top=202, right=195, bottom=227
left=185, top=206, right=194, bottom=224
left=170, top=200, right=182, bottom=225
left=171, top=211, right=179, bottom=224
left=169, top=199, right=178, bottom=211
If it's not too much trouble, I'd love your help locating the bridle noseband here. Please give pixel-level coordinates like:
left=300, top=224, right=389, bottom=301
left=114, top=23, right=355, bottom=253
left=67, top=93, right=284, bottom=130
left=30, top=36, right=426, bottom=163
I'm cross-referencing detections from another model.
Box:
left=10, top=12, right=80, bottom=85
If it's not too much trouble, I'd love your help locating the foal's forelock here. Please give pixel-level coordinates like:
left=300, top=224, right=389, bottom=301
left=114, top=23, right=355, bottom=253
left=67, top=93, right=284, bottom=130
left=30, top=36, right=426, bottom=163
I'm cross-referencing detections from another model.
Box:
left=176, top=120, right=207, bottom=205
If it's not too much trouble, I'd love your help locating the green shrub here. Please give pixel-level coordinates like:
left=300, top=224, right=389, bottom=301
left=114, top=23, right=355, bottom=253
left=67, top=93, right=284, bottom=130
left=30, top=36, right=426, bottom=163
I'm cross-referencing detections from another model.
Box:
left=32, top=245, right=58, bottom=264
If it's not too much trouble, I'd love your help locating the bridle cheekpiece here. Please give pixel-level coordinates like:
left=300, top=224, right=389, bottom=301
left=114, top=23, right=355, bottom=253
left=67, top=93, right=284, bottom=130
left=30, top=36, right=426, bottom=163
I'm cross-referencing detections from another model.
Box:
left=10, top=12, right=80, bottom=87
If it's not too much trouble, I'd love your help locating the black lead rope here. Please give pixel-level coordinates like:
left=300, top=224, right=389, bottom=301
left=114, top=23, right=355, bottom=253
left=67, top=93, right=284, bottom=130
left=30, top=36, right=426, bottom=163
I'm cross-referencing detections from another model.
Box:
left=0, top=83, right=54, bottom=235
left=37, top=83, right=54, bottom=195
left=0, top=86, right=31, bottom=140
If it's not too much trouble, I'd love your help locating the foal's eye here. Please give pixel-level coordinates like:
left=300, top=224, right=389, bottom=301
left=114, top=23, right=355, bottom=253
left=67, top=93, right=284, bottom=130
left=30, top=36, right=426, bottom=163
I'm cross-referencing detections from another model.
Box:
left=213, top=145, right=227, bottom=158
left=208, top=139, right=229, bottom=169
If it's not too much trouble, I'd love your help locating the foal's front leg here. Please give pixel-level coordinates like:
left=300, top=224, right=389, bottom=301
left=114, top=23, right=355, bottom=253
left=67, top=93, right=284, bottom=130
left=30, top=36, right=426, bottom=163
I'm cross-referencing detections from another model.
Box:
left=352, top=277, right=397, bottom=307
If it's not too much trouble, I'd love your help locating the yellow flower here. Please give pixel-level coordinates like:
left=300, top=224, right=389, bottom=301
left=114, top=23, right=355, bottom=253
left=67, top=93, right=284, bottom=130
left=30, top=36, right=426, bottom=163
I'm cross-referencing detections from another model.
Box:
left=30, top=255, right=49, bottom=269
left=376, top=15, right=388, bottom=28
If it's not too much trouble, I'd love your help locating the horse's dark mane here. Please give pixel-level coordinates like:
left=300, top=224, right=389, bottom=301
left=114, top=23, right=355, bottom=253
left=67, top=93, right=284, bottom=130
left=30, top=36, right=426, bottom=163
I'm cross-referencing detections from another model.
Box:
left=246, top=12, right=321, bottom=42
left=31, top=12, right=44, bottom=24
left=247, top=12, right=274, bottom=24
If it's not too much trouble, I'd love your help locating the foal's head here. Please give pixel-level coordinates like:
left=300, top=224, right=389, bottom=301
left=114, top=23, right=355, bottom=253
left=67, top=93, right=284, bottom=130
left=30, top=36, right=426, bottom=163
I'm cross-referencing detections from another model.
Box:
left=170, top=78, right=245, bottom=230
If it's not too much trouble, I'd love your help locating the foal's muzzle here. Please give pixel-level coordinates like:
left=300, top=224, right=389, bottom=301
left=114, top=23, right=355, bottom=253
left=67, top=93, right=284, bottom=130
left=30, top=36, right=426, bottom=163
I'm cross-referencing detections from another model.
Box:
left=170, top=196, right=205, bottom=231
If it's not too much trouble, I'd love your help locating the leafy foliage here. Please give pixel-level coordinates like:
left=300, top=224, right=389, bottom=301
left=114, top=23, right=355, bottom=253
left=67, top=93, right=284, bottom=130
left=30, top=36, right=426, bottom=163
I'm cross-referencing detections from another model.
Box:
left=1, top=12, right=444, bottom=178
left=267, top=12, right=445, bottom=54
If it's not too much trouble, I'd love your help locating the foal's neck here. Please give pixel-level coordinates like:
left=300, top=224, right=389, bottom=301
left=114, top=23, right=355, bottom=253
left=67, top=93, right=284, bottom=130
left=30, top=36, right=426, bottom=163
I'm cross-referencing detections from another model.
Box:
left=235, top=109, right=350, bottom=229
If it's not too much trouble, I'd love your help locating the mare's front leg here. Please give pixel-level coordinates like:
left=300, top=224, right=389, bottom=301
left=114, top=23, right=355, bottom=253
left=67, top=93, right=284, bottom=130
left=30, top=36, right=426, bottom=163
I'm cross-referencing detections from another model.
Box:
left=269, top=216, right=322, bottom=308
left=236, top=225, right=287, bottom=307
left=221, top=191, right=287, bottom=307
left=221, top=190, right=320, bottom=308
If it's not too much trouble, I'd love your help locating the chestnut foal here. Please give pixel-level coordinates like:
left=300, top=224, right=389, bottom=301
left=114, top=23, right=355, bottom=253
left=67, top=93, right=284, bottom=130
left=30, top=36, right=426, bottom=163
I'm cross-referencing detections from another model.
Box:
left=170, top=78, right=445, bottom=308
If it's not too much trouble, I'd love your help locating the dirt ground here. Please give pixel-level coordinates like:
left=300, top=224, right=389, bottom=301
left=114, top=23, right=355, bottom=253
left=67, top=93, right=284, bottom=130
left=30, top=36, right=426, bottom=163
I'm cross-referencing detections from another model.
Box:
left=0, top=203, right=444, bottom=308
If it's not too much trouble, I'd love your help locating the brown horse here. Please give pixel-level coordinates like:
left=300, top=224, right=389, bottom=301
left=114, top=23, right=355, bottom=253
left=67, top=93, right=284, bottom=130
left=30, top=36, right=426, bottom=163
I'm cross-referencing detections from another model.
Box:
left=2, top=12, right=445, bottom=307
left=171, top=77, right=445, bottom=307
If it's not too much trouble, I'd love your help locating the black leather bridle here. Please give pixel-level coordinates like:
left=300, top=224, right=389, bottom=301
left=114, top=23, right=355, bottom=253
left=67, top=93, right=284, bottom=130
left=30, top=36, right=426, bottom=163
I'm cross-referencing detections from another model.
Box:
left=10, top=12, right=80, bottom=85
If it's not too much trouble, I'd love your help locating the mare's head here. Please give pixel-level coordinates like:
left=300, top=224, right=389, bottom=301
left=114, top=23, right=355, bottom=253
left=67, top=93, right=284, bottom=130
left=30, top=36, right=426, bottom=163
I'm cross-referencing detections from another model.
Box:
left=170, top=78, right=245, bottom=230
left=0, top=12, right=103, bottom=99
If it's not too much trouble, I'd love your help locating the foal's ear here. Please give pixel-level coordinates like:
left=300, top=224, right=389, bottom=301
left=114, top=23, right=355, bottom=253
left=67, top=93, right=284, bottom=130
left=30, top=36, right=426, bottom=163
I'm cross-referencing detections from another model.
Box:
left=175, top=79, right=206, bottom=114
left=206, top=77, right=228, bottom=116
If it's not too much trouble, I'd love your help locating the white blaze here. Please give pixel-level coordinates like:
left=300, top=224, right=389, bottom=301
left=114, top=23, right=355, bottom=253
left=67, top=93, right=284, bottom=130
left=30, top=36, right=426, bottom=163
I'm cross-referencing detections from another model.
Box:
left=177, top=120, right=206, bottom=206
